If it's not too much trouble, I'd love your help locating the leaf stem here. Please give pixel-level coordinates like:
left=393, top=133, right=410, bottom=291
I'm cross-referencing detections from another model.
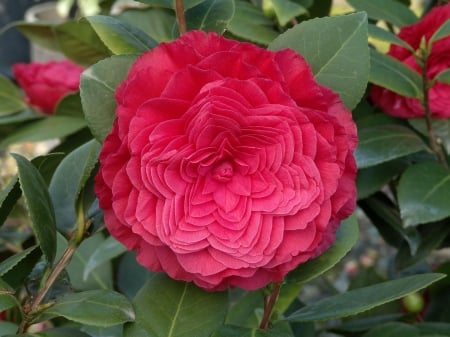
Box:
left=175, top=0, right=187, bottom=35
left=259, top=282, right=282, bottom=330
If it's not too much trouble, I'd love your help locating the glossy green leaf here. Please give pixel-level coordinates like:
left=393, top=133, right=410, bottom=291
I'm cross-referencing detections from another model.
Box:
left=42, top=290, right=135, bottom=327
left=83, top=236, right=127, bottom=281
left=346, top=0, right=417, bottom=27
left=269, top=12, right=369, bottom=110
left=370, top=49, right=422, bottom=98
left=49, top=140, right=100, bottom=234
left=135, top=0, right=204, bottom=9
left=186, top=0, right=235, bottom=34
left=286, top=273, right=445, bottom=322
left=84, top=15, right=157, bottom=55
left=398, top=162, right=450, bottom=227
left=429, top=20, right=450, bottom=46
left=212, top=322, right=295, bottom=337
left=117, top=252, right=153, bottom=299
left=270, top=0, right=307, bottom=26
left=116, top=8, right=176, bottom=43
left=129, top=273, right=228, bottom=337
left=363, top=322, right=419, bottom=337
left=14, top=22, right=61, bottom=52
left=80, top=55, right=138, bottom=142
left=355, top=125, right=427, bottom=169
left=227, top=0, right=279, bottom=45
left=0, top=176, right=20, bottom=227
left=54, top=20, right=111, bottom=66
left=12, top=154, right=56, bottom=263
left=368, top=24, right=413, bottom=51
left=0, top=245, right=39, bottom=276
left=287, top=214, right=358, bottom=283
left=0, top=75, right=27, bottom=116
left=0, top=117, right=87, bottom=149
left=434, top=69, right=450, bottom=85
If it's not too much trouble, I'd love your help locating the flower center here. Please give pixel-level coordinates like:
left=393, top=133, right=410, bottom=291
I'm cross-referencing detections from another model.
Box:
left=212, top=161, right=234, bottom=182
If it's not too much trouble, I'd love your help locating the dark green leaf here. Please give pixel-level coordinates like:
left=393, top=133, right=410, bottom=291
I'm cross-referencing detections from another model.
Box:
left=42, top=289, right=135, bottom=327
left=84, top=15, right=157, bottom=54
left=270, top=0, right=307, bottom=26
left=285, top=273, right=445, bottom=321
left=54, top=93, right=83, bottom=118
left=398, top=162, right=450, bottom=227
left=408, top=118, right=450, bottom=155
left=362, top=322, right=419, bottom=337
left=429, top=20, right=450, bottom=46
left=355, top=125, right=427, bottom=169
left=434, top=69, right=450, bottom=85
left=307, top=0, right=332, bottom=18
left=368, top=24, right=413, bottom=51
left=80, top=55, right=138, bottom=142
left=1, top=244, right=42, bottom=289
left=0, top=117, right=87, bottom=149
left=331, top=314, right=405, bottom=334
left=83, top=236, right=126, bottom=281
left=212, top=322, right=295, bottom=337
left=0, top=110, right=39, bottom=125
left=49, top=140, right=100, bottom=234
left=0, top=75, right=27, bottom=116
left=0, top=177, right=20, bottom=227
left=129, top=273, right=228, bottom=337
left=0, top=278, right=17, bottom=312
left=227, top=0, right=279, bottom=45
left=370, top=49, right=422, bottom=98
left=135, top=0, right=204, bottom=9
left=346, top=0, right=418, bottom=27
left=117, top=252, right=153, bottom=299
left=14, top=22, right=61, bottom=52
left=0, top=246, right=39, bottom=277
left=54, top=20, right=111, bottom=66
left=186, top=0, right=235, bottom=34
left=225, top=290, right=263, bottom=328
left=417, top=322, right=450, bottom=336
left=269, top=12, right=369, bottom=110
left=12, top=154, right=56, bottom=263
left=287, top=214, right=358, bottom=283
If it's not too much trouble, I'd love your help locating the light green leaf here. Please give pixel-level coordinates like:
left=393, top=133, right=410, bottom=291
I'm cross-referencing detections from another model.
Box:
left=287, top=214, right=358, bottom=283
left=370, top=48, right=422, bottom=98
left=269, top=12, right=369, bottom=110
left=0, top=117, right=87, bottom=149
left=84, top=15, right=157, bottom=55
left=0, top=75, right=27, bottom=116
left=285, top=273, right=445, bottom=321
left=429, top=20, right=450, bottom=46
left=49, top=140, right=100, bottom=234
left=398, top=161, right=450, bottom=227
left=355, top=125, right=428, bottom=169
left=346, top=0, right=418, bottom=27
left=80, top=55, right=138, bottom=142
left=227, top=0, right=279, bottom=45
left=129, top=273, right=228, bottom=337
left=14, top=22, right=61, bottom=52
left=270, top=0, right=307, bottom=26
left=12, top=154, right=56, bottom=263
left=42, top=290, right=135, bottom=327
left=368, top=24, right=413, bottom=51
left=186, top=0, right=235, bottom=34
left=0, top=246, right=39, bottom=276
left=83, top=236, right=127, bottom=281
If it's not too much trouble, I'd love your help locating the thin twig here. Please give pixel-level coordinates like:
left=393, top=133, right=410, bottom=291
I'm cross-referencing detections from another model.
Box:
left=259, top=282, right=282, bottom=330
left=175, top=0, right=187, bottom=35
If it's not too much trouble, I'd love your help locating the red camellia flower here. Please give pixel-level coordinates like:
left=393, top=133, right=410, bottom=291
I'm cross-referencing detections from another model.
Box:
left=13, top=60, right=83, bottom=115
left=370, top=4, right=450, bottom=119
left=95, top=31, right=357, bottom=291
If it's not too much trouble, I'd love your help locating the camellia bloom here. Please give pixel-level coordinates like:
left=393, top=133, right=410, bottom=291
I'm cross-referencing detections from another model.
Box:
left=13, top=60, right=83, bottom=115
left=95, top=31, right=357, bottom=291
left=370, top=4, right=450, bottom=119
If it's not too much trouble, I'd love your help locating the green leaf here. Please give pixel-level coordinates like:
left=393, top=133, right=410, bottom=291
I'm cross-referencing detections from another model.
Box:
left=355, top=125, right=428, bottom=169
left=1, top=247, right=42, bottom=289
left=80, top=55, right=138, bottom=142
left=0, top=321, right=19, bottom=336
left=212, top=322, right=295, bottom=337
left=429, top=20, right=450, bottom=46
left=42, top=289, right=135, bottom=327
left=269, top=12, right=369, bottom=110
left=117, top=252, right=153, bottom=299
left=408, top=118, right=450, bottom=155
left=129, top=273, right=228, bottom=337
left=362, top=322, right=419, bottom=337
left=54, top=93, right=83, bottom=118
left=398, top=162, right=450, bottom=227
left=0, top=117, right=87, bottom=149
left=370, top=48, right=422, bottom=98
left=225, top=290, right=263, bottom=328
left=368, top=24, right=413, bottom=51
left=0, top=277, right=17, bottom=312
left=346, top=0, right=417, bottom=27
left=185, top=0, right=235, bottom=34
left=54, top=20, right=111, bottom=66
left=270, top=0, right=307, bottom=26
left=14, top=22, right=61, bottom=52
left=12, top=154, right=56, bottom=263
left=417, top=322, right=450, bottom=336
left=434, top=69, right=450, bottom=85
left=49, top=140, right=100, bottom=234
left=83, top=236, right=127, bottom=281
left=0, top=176, right=21, bottom=227
left=287, top=214, right=358, bottom=283
left=84, top=15, right=157, bottom=55
left=227, top=0, right=279, bottom=45
left=0, top=245, right=39, bottom=276
left=0, top=110, right=39, bottom=125
left=135, top=0, right=204, bottom=9
left=0, top=75, right=27, bottom=116
left=285, top=273, right=445, bottom=322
